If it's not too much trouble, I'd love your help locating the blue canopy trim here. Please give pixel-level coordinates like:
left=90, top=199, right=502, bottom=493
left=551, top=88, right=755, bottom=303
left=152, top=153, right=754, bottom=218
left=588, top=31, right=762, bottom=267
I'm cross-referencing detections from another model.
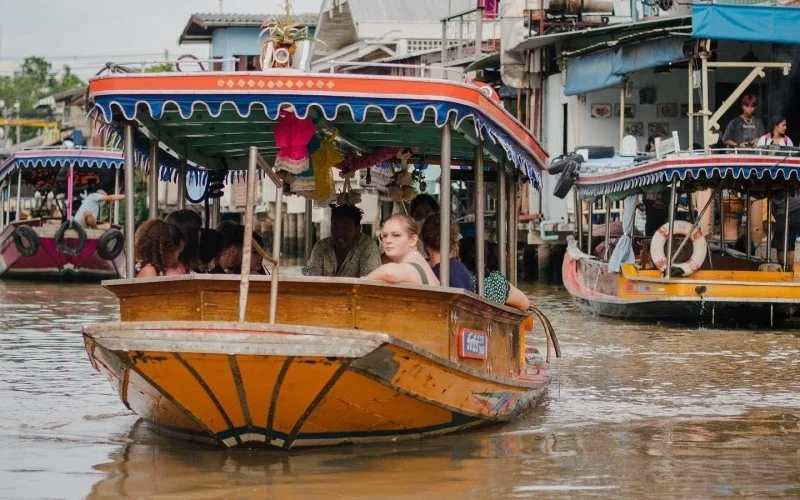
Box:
left=576, top=155, right=800, bottom=198
left=565, top=36, right=687, bottom=96
left=90, top=93, right=543, bottom=189
left=692, top=4, right=800, bottom=44
left=0, top=150, right=123, bottom=185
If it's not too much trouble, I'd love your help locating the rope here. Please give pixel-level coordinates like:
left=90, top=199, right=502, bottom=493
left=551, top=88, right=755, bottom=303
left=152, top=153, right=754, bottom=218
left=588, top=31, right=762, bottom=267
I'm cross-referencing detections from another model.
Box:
left=528, top=305, right=561, bottom=363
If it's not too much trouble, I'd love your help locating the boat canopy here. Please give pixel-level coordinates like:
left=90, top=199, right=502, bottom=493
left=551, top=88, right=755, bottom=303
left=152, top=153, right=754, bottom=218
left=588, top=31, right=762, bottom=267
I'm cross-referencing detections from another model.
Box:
left=0, top=148, right=124, bottom=185
left=575, top=151, right=800, bottom=199
left=87, top=72, right=548, bottom=188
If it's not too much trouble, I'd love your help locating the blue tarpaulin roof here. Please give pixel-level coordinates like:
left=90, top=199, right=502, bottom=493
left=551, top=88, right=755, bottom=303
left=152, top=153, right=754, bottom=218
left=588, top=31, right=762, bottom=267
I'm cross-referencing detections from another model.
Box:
left=692, top=4, right=800, bottom=44
left=565, top=36, right=687, bottom=96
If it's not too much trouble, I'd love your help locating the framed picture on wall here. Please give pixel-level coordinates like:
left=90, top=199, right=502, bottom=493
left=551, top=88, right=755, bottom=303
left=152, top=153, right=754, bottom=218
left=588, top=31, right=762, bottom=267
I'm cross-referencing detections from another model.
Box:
left=648, top=122, right=670, bottom=137
left=624, top=122, right=644, bottom=137
left=658, top=103, right=678, bottom=118
left=639, top=87, right=656, bottom=104
left=591, top=103, right=613, bottom=118
left=615, top=104, right=636, bottom=119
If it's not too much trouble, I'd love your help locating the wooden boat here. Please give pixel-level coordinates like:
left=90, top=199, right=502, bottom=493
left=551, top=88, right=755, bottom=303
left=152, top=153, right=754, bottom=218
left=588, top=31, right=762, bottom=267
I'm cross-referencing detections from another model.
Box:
left=0, top=148, right=126, bottom=280
left=558, top=145, right=800, bottom=326
left=82, top=59, right=559, bottom=448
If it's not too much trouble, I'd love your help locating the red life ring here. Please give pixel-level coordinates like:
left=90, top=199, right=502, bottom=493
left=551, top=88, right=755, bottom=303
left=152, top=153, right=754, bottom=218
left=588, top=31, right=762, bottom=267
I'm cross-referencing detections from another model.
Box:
left=650, top=220, right=707, bottom=277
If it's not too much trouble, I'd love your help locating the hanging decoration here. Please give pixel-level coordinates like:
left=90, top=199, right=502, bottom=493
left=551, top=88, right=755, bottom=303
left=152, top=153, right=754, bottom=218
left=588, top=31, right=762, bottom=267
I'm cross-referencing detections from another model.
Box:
left=309, top=135, right=342, bottom=203
left=336, top=170, right=362, bottom=206
left=334, top=146, right=400, bottom=172
left=386, top=148, right=419, bottom=202
left=274, top=110, right=315, bottom=184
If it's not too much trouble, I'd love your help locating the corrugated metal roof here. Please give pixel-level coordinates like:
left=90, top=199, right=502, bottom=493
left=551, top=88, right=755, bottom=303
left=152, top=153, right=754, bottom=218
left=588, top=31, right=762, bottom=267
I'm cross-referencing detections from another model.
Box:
left=191, top=12, right=317, bottom=26
left=347, top=0, right=474, bottom=23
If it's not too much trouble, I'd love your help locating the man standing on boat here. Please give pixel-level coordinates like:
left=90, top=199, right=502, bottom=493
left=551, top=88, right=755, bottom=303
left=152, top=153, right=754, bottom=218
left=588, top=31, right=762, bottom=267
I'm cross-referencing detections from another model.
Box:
left=73, top=189, right=125, bottom=229
left=305, top=204, right=381, bottom=277
left=722, top=95, right=765, bottom=149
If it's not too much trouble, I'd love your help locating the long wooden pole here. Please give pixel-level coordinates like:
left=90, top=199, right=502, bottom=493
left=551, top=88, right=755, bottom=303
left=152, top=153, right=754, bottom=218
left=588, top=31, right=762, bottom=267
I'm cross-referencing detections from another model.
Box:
left=439, top=123, right=451, bottom=287
left=239, top=148, right=259, bottom=322
left=149, top=140, right=159, bottom=219
left=123, top=123, right=136, bottom=279
left=474, top=145, right=485, bottom=296
left=498, top=165, right=507, bottom=276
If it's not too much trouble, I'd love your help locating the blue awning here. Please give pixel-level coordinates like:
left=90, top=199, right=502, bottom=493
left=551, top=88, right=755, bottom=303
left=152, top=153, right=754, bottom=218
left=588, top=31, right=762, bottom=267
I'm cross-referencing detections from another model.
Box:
left=565, top=36, right=687, bottom=96
left=693, top=4, right=800, bottom=44
left=565, top=50, right=623, bottom=96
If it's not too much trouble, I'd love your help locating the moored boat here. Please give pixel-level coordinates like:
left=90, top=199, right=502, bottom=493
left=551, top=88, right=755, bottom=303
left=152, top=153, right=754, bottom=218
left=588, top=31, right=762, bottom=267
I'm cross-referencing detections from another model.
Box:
left=557, top=144, right=800, bottom=326
left=82, top=52, right=559, bottom=448
left=0, top=148, right=126, bottom=280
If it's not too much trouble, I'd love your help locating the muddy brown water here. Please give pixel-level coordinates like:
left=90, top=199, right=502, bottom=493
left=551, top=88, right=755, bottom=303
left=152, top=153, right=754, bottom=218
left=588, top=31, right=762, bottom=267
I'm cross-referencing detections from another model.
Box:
left=1, top=280, right=799, bottom=499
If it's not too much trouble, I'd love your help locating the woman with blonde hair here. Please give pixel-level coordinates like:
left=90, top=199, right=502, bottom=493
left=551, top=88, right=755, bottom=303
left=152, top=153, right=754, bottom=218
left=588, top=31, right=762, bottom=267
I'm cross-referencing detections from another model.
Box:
left=366, top=214, right=439, bottom=285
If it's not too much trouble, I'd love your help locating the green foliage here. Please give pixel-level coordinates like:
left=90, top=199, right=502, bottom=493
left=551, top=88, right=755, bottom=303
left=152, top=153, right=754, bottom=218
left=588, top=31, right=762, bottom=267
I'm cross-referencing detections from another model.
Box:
left=145, top=63, right=174, bottom=73
left=0, top=56, right=86, bottom=143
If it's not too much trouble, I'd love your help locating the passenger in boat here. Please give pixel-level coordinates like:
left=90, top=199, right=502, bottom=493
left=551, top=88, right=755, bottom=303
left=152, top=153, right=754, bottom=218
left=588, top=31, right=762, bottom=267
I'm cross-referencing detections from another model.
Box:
left=641, top=189, right=670, bottom=236
left=756, top=115, right=794, bottom=147
left=722, top=95, right=765, bottom=149
left=133, top=219, right=185, bottom=278
left=211, top=221, right=266, bottom=274
left=366, top=214, right=439, bottom=285
left=771, top=190, right=800, bottom=271
left=197, top=228, right=224, bottom=273
left=165, top=209, right=202, bottom=274
left=459, top=236, right=530, bottom=311
left=420, top=213, right=473, bottom=291
left=73, top=189, right=125, bottom=229
left=306, top=204, right=381, bottom=277
left=409, top=193, right=439, bottom=222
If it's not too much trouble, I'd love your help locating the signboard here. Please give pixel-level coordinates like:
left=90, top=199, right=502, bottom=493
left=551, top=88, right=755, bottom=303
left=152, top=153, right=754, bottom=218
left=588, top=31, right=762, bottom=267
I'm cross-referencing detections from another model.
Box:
left=457, top=328, right=488, bottom=360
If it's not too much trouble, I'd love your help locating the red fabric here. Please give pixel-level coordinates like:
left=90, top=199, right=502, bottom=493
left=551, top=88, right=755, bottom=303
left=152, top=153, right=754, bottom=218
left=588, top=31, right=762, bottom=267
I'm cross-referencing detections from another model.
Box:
left=335, top=147, right=400, bottom=172
left=274, top=112, right=315, bottom=162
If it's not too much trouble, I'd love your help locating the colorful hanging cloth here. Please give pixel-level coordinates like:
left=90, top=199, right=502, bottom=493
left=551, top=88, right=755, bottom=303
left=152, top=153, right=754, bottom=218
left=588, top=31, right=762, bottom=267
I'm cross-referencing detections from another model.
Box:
left=274, top=111, right=315, bottom=174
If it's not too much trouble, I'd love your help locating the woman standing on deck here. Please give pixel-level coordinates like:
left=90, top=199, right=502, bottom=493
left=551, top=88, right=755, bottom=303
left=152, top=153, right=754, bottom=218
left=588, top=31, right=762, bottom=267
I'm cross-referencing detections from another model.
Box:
left=366, top=214, right=439, bottom=285
left=756, top=116, right=794, bottom=147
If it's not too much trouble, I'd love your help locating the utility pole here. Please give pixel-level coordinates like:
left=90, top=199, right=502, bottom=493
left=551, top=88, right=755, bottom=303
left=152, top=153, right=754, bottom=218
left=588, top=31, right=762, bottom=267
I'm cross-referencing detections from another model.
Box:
left=14, top=101, right=20, bottom=145
left=219, top=0, right=224, bottom=14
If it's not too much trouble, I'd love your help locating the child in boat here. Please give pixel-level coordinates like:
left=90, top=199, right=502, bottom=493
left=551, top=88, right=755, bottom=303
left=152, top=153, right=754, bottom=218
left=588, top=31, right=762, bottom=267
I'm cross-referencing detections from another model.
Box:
left=459, top=236, right=530, bottom=311
left=366, top=214, right=439, bottom=285
left=420, top=213, right=473, bottom=291
left=133, top=219, right=185, bottom=278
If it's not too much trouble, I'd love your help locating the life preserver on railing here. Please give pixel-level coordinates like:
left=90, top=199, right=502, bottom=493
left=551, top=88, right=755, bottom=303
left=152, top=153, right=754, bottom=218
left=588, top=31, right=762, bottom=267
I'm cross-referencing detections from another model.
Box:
left=96, top=229, right=125, bottom=261
left=12, top=226, right=40, bottom=257
left=55, top=220, right=87, bottom=256
left=650, top=220, right=707, bottom=277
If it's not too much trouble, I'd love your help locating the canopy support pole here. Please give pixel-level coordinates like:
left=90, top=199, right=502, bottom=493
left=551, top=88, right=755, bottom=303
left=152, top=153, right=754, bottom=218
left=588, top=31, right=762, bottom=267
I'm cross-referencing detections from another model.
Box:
left=0, top=182, right=6, bottom=231
left=474, top=145, right=485, bottom=296
left=177, top=158, right=187, bottom=210
left=665, top=180, right=677, bottom=278
left=440, top=123, right=451, bottom=287
left=587, top=199, right=594, bottom=254
left=746, top=190, right=752, bottom=260
left=304, top=198, right=313, bottom=261
left=123, top=123, right=136, bottom=279
left=509, top=171, right=518, bottom=285
left=15, top=169, right=22, bottom=221
left=604, top=197, right=611, bottom=261
left=688, top=54, right=694, bottom=150
left=239, top=148, right=259, bottom=323
left=575, top=189, right=582, bottom=251
left=783, top=186, right=790, bottom=271
left=719, top=189, right=725, bottom=253
left=498, top=165, right=507, bottom=276
left=113, top=169, right=120, bottom=224
left=149, top=140, right=159, bottom=220
left=619, top=83, right=625, bottom=146
left=767, top=188, right=772, bottom=264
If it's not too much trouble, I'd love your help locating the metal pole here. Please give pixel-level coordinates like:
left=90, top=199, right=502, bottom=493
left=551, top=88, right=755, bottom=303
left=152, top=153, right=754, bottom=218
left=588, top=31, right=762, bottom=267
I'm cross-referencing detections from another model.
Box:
left=783, top=186, right=790, bottom=271
left=441, top=21, right=447, bottom=66
left=440, top=123, right=452, bottom=287
left=498, top=165, right=507, bottom=276
left=211, top=197, right=220, bottom=228
left=767, top=188, right=772, bottom=263
left=304, top=198, right=313, bottom=261
left=123, top=123, right=136, bottom=279
left=701, top=40, right=710, bottom=152
left=619, top=84, right=625, bottom=146
left=746, top=190, right=752, bottom=260
left=270, top=182, right=284, bottom=324
left=665, top=181, right=678, bottom=277
left=0, top=182, right=6, bottom=231
left=510, top=172, right=518, bottom=286
left=239, top=147, right=259, bottom=323
left=688, top=55, right=694, bottom=150
left=177, top=158, right=187, bottom=210
left=113, top=169, right=120, bottom=224
left=587, top=199, right=594, bottom=253
left=671, top=185, right=717, bottom=263
left=574, top=189, right=582, bottom=251
left=475, top=7, right=483, bottom=60
left=604, top=197, right=611, bottom=261
left=474, top=146, right=485, bottom=296
left=148, top=140, right=159, bottom=219
left=719, top=189, right=725, bottom=252
left=15, top=169, right=22, bottom=221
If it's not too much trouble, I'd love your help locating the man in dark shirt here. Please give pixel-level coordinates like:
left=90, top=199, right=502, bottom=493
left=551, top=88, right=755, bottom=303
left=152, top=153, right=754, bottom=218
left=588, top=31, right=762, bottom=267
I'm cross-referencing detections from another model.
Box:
left=722, top=95, right=765, bottom=149
left=771, top=192, right=800, bottom=270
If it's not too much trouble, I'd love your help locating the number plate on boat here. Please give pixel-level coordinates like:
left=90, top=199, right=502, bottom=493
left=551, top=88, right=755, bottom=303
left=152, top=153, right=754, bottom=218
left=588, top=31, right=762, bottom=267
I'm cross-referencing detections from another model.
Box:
left=458, top=328, right=488, bottom=360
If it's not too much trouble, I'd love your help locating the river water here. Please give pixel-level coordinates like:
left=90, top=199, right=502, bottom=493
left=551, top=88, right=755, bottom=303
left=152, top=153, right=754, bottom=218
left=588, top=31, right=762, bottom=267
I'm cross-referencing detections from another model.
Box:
left=1, top=279, right=799, bottom=499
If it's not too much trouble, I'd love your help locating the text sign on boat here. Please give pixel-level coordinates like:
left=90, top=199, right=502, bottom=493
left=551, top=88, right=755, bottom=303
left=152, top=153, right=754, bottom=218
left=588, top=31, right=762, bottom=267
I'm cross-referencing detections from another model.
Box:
left=458, top=328, right=488, bottom=360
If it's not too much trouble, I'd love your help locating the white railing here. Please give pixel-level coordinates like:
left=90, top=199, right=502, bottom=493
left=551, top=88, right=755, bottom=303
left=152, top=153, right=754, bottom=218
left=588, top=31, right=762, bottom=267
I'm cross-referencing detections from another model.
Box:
left=326, top=60, right=467, bottom=81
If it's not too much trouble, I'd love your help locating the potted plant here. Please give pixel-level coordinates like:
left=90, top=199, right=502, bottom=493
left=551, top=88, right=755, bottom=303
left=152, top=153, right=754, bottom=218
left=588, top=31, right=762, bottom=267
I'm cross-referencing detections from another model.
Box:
left=260, top=1, right=321, bottom=68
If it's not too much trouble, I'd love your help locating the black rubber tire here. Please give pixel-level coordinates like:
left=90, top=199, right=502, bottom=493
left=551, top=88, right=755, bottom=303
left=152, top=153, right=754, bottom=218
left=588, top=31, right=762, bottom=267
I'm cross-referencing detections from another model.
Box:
left=96, top=229, right=125, bottom=261
left=12, top=225, right=40, bottom=257
left=55, top=220, right=87, bottom=256
left=553, top=161, right=579, bottom=199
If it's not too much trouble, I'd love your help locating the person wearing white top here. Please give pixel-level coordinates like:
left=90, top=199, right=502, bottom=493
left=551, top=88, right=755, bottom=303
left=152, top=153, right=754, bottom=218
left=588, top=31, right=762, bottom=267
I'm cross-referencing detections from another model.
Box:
left=756, top=115, right=794, bottom=147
